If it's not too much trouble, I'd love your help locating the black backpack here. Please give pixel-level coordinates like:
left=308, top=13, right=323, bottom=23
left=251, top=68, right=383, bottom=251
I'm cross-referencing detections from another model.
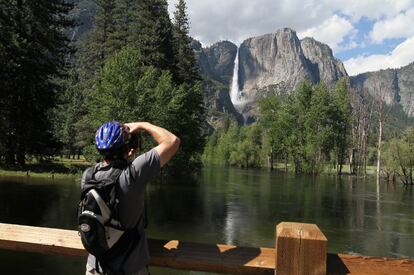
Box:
left=78, top=163, right=141, bottom=274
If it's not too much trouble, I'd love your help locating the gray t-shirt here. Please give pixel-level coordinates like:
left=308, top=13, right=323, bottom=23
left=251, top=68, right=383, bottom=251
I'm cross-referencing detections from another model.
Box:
left=81, top=149, right=160, bottom=274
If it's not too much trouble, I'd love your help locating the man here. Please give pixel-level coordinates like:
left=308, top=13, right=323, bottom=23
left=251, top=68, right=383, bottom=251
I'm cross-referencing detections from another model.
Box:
left=83, top=121, right=180, bottom=275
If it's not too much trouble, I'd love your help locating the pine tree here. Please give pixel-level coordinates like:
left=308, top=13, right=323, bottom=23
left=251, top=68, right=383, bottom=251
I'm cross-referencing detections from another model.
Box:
left=0, top=0, right=73, bottom=165
left=53, top=67, right=87, bottom=158
left=78, top=0, right=176, bottom=79
left=172, top=0, right=200, bottom=84
left=78, top=0, right=117, bottom=76
left=111, top=0, right=133, bottom=49
left=128, top=0, right=174, bottom=70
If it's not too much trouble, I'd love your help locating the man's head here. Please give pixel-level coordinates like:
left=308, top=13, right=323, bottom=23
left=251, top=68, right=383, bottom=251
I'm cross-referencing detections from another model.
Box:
left=95, top=121, right=132, bottom=160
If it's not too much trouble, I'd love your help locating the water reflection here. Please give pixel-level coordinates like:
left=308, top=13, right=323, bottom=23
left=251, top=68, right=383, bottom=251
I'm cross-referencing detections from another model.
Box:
left=0, top=176, right=79, bottom=228
left=0, top=168, right=414, bottom=275
left=0, top=176, right=85, bottom=275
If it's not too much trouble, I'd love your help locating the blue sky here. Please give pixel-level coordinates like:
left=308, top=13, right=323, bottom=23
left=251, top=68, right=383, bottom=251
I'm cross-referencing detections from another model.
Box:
left=334, top=17, right=400, bottom=60
left=168, top=0, right=414, bottom=76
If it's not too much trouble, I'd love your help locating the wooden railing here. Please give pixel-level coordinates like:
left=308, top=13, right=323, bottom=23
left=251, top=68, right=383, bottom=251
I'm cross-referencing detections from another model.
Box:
left=0, top=222, right=414, bottom=274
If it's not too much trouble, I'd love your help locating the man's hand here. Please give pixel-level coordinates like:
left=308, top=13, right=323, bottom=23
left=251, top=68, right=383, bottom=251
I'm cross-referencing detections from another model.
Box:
left=124, top=122, right=180, bottom=167
left=124, top=122, right=144, bottom=134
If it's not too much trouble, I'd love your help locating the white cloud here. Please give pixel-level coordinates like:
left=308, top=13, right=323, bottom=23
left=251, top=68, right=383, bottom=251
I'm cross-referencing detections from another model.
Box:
left=344, top=36, right=414, bottom=75
left=298, top=15, right=356, bottom=52
left=370, top=7, right=414, bottom=43
left=330, top=0, right=413, bottom=21
left=167, top=0, right=414, bottom=46
left=168, top=0, right=414, bottom=75
left=168, top=0, right=335, bottom=45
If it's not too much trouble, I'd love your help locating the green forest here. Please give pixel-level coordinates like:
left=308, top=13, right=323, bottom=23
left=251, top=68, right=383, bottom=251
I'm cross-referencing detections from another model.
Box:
left=203, top=79, right=414, bottom=184
left=0, top=0, right=204, bottom=176
left=1, top=0, right=414, bottom=183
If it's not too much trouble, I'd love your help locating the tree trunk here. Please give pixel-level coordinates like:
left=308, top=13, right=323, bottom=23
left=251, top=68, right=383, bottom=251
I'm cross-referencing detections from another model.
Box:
left=269, top=148, right=274, bottom=171
left=349, top=148, right=354, bottom=174
left=16, top=151, right=25, bottom=166
left=5, top=151, right=15, bottom=165
left=376, top=117, right=383, bottom=182
left=284, top=152, right=288, bottom=172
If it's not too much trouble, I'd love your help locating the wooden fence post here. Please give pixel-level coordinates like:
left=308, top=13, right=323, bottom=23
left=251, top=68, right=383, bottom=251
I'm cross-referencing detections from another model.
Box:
left=275, top=222, right=327, bottom=275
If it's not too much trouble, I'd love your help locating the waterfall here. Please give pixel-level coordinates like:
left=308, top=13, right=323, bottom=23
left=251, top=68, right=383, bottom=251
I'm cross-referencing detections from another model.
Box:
left=70, top=26, right=78, bottom=43
left=65, top=26, right=78, bottom=64
left=230, top=47, right=245, bottom=105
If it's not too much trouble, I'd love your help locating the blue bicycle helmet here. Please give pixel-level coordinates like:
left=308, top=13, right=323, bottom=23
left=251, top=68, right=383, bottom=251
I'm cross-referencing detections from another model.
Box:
left=95, top=121, right=130, bottom=153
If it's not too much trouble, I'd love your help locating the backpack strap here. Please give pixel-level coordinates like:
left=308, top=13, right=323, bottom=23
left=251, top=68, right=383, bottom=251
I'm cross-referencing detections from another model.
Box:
left=80, top=166, right=99, bottom=199
left=89, top=189, right=111, bottom=221
left=81, top=163, right=123, bottom=198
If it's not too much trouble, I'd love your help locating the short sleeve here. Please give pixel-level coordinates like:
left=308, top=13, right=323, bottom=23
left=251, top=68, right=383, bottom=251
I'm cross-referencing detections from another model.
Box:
left=131, top=148, right=161, bottom=185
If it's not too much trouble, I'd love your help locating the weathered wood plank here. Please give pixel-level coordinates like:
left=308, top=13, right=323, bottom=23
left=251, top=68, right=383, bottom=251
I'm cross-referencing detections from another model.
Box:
left=276, top=222, right=327, bottom=275
left=0, top=223, right=274, bottom=274
left=328, top=253, right=414, bottom=275
left=149, top=239, right=275, bottom=274
left=0, top=223, right=86, bottom=257
left=0, top=223, right=414, bottom=274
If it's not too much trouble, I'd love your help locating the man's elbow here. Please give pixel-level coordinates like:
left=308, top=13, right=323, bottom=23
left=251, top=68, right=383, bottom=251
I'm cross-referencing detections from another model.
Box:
left=173, top=136, right=181, bottom=152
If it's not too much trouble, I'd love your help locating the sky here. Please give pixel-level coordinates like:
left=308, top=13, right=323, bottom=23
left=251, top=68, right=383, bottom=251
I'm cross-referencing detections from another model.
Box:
left=167, top=0, right=414, bottom=76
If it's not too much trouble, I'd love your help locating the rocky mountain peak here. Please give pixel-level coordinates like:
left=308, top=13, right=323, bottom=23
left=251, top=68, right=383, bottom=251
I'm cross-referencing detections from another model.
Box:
left=195, top=40, right=237, bottom=86
left=237, top=28, right=346, bottom=101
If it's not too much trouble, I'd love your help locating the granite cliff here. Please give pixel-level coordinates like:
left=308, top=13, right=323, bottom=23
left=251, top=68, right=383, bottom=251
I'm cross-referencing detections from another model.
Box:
left=238, top=28, right=347, bottom=101
left=196, top=28, right=349, bottom=124
left=350, top=62, right=414, bottom=116
left=192, top=40, right=244, bottom=125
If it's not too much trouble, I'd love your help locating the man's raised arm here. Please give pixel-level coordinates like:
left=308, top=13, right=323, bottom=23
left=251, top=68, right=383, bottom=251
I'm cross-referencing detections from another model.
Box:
left=124, top=122, right=180, bottom=167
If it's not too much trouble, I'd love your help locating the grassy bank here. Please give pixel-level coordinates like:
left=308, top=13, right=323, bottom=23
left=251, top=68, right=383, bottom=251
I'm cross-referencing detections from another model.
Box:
left=239, top=162, right=377, bottom=176
left=0, top=157, right=92, bottom=179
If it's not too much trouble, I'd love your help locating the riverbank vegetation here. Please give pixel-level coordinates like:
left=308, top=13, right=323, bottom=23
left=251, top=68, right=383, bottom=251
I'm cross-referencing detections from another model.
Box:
left=0, top=157, right=90, bottom=178
left=203, top=80, right=351, bottom=175
left=203, top=79, right=414, bottom=184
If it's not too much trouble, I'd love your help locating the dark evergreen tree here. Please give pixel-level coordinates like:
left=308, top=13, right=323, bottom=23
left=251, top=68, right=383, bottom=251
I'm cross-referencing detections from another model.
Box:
left=0, top=0, right=73, bottom=165
left=53, top=67, right=87, bottom=158
left=110, top=0, right=132, bottom=49
left=172, top=0, right=200, bottom=84
left=78, top=0, right=176, bottom=80
left=129, top=0, right=174, bottom=70
left=78, top=0, right=117, bottom=77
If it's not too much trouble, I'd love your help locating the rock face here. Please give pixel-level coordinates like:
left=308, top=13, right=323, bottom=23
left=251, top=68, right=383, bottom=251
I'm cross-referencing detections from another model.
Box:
left=238, top=29, right=313, bottom=98
left=399, top=63, right=414, bottom=116
left=193, top=40, right=244, bottom=126
left=300, top=37, right=347, bottom=85
left=194, top=40, right=237, bottom=87
left=237, top=28, right=347, bottom=101
left=350, top=62, right=414, bottom=116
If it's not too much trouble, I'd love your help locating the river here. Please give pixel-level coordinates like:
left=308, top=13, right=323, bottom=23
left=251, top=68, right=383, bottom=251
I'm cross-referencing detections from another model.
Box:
left=0, top=166, right=413, bottom=274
